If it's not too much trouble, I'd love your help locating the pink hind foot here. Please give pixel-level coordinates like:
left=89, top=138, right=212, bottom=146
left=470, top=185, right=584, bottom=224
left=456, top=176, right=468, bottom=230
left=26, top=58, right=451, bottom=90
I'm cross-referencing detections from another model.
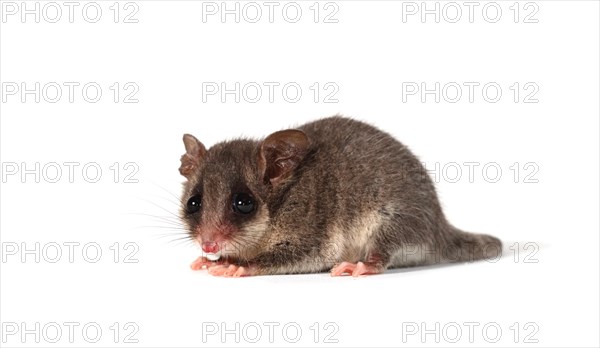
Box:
left=330, top=261, right=383, bottom=277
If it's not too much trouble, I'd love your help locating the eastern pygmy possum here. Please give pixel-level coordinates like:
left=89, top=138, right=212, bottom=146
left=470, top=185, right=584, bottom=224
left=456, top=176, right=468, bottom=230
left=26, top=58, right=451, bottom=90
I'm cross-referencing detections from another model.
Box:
left=179, top=116, right=502, bottom=277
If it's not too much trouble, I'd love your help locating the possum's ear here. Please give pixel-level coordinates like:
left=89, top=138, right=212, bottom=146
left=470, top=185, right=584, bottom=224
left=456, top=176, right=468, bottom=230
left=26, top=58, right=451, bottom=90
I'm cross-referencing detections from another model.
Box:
left=259, top=129, right=309, bottom=186
left=179, top=134, right=206, bottom=179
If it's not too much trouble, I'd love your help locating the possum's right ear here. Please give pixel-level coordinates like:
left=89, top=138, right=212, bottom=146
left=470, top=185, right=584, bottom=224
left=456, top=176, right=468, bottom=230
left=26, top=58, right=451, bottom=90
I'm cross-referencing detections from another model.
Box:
left=259, top=129, right=309, bottom=186
left=179, top=134, right=206, bottom=179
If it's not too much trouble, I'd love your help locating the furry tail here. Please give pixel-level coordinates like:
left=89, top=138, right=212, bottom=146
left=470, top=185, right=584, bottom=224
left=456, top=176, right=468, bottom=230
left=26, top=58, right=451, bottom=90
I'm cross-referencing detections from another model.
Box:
left=445, top=227, right=503, bottom=263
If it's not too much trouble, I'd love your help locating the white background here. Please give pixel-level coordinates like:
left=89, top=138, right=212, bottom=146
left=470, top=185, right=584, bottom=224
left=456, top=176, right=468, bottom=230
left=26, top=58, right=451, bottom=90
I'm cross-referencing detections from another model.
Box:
left=0, top=0, right=598, bottom=347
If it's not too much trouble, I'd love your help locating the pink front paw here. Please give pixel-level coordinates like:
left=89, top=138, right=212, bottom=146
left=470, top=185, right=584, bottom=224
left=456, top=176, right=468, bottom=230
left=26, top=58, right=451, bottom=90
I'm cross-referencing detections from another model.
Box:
left=208, top=264, right=254, bottom=277
left=190, top=256, right=226, bottom=271
left=190, top=256, right=211, bottom=270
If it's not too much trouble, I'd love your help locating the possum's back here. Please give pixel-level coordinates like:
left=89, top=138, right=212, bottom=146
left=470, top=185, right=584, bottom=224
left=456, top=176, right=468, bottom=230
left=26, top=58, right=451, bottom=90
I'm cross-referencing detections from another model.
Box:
left=298, top=116, right=431, bottom=196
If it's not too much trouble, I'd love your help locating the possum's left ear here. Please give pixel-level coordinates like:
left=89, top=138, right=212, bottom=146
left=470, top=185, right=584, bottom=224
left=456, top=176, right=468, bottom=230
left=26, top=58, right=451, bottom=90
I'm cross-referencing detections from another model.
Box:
left=179, top=134, right=206, bottom=179
left=258, top=129, right=309, bottom=186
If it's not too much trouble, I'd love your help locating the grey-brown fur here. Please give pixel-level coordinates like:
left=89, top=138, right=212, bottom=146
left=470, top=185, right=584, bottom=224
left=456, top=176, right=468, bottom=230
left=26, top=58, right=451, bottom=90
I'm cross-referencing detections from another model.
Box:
left=179, top=116, right=502, bottom=275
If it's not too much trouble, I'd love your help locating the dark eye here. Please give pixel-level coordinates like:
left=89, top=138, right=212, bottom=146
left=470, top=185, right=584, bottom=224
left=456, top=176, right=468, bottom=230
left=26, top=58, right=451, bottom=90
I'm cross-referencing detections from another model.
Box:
left=232, top=193, right=255, bottom=214
left=186, top=195, right=202, bottom=214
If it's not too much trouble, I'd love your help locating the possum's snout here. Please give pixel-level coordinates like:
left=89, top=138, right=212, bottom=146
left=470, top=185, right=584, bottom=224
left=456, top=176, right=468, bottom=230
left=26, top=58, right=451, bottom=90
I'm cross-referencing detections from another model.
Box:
left=201, top=241, right=220, bottom=253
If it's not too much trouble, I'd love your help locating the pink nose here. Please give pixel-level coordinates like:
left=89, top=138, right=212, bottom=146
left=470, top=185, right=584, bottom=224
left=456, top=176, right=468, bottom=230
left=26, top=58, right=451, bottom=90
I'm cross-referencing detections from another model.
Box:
left=202, top=242, right=220, bottom=253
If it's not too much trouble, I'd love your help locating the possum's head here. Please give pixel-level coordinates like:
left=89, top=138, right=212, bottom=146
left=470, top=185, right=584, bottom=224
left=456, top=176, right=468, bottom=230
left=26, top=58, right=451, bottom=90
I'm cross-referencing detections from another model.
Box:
left=178, top=130, right=309, bottom=261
